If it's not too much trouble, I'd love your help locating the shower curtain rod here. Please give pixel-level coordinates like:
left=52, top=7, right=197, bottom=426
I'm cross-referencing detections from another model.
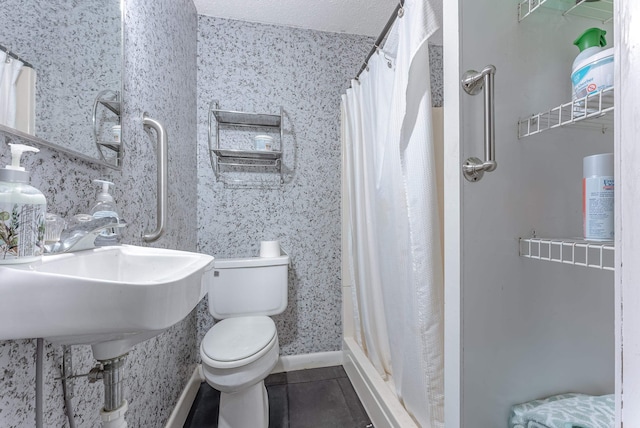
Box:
left=355, top=0, right=404, bottom=80
left=0, top=43, right=34, bottom=69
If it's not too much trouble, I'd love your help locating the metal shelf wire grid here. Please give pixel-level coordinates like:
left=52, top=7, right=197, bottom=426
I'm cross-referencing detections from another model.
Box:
left=518, top=0, right=613, bottom=23
left=519, top=237, right=614, bottom=271
left=518, top=86, right=614, bottom=138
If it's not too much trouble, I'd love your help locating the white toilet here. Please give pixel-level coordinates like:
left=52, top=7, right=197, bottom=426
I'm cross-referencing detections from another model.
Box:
left=200, top=253, right=289, bottom=428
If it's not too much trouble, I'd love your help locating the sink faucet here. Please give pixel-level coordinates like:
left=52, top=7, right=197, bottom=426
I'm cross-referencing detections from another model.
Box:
left=45, top=216, right=126, bottom=254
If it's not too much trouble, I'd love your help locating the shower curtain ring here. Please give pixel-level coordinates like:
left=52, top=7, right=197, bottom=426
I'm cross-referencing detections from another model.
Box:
left=397, top=5, right=405, bottom=18
left=381, top=51, right=393, bottom=68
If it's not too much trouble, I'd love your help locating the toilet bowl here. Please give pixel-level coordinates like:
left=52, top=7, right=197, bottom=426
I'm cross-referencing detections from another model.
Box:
left=200, top=316, right=279, bottom=428
left=200, top=251, right=289, bottom=428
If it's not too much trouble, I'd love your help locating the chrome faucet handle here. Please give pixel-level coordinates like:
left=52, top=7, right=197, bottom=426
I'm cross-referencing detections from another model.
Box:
left=45, top=216, right=121, bottom=254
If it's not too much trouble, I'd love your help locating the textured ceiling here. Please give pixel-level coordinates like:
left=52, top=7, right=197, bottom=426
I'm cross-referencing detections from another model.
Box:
left=192, top=0, right=402, bottom=37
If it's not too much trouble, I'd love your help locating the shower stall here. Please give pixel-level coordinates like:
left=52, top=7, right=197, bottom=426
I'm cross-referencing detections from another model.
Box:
left=341, top=0, right=444, bottom=426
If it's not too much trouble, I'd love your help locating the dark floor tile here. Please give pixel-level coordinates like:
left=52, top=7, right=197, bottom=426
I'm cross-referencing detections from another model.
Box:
left=265, top=372, right=288, bottom=386
left=267, top=384, right=289, bottom=428
left=285, top=366, right=347, bottom=384
left=337, top=377, right=372, bottom=426
left=183, top=382, right=220, bottom=428
left=288, top=379, right=359, bottom=428
left=184, top=367, right=371, bottom=428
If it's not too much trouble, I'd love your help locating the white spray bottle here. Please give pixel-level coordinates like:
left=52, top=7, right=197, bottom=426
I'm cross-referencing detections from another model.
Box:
left=0, top=143, right=47, bottom=263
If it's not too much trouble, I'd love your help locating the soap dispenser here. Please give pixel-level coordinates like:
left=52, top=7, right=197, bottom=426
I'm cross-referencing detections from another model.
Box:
left=0, top=143, right=47, bottom=264
left=90, top=179, right=120, bottom=246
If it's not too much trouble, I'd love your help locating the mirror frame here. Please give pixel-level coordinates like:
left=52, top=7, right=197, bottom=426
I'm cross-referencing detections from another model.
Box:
left=0, top=0, right=125, bottom=171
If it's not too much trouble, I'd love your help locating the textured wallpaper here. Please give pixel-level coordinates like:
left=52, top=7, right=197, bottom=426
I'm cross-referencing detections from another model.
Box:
left=0, top=0, right=198, bottom=426
left=430, top=44, right=443, bottom=107
left=195, top=15, right=444, bottom=356
left=0, top=0, right=121, bottom=159
left=195, top=16, right=372, bottom=356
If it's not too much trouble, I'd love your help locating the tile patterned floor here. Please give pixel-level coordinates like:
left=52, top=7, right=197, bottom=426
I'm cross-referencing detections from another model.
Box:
left=183, top=366, right=373, bottom=428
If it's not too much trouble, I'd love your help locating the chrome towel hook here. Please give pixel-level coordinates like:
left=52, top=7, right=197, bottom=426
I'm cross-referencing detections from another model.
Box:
left=461, top=65, right=497, bottom=182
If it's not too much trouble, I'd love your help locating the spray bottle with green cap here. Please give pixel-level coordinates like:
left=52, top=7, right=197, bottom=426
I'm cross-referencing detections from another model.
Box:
left=0, top=143, right=46, bottom=263
left=90, top=179, right=120, bottom=246
left=571, top=27, right=614, bottom=101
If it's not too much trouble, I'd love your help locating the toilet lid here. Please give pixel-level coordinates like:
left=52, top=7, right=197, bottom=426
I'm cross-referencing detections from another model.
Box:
left=202, top=316, right=276, bottom=362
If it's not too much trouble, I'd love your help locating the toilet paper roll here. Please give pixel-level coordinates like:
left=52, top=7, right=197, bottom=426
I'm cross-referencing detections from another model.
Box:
left=260, top=240, right=281, bottom=258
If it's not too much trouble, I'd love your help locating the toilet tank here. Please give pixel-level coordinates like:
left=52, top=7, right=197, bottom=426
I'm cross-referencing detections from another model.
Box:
left=207, top=254, right=289, bottom=319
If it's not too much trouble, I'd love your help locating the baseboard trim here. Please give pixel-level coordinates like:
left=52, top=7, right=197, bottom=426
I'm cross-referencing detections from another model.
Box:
left=165, top=365, right=205, bottom=428
left=342, top=337, right=419, bottom=428
left=271, top=350, right=343, bottom=373
left=165, top=351, right=344, bottom=428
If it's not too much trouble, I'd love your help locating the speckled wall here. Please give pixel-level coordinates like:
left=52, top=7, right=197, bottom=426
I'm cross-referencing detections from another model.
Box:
left=195, top=16, right=443, bottom=356
left=430, top=44, right=443, bottom=108
left=0, top=6, right=444, bottom=427
left=0, top=0, right=198, bottom=426
left=0, top=0, right=121, bottom=158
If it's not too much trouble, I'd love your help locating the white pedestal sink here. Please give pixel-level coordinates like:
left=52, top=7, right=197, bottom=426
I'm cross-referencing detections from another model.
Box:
left=0, top=245, right=214, bottom=360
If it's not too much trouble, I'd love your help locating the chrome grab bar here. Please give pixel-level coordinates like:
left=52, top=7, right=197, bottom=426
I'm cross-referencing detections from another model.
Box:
left=142, top=114, right=168, bottom=242
left=461, top=65, right=497, bottom=182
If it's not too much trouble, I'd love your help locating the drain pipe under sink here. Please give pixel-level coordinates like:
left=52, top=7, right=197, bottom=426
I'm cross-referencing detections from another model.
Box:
left=99, top=356, right=129, bottom=428
left=51, top=346, right=129, bottom=428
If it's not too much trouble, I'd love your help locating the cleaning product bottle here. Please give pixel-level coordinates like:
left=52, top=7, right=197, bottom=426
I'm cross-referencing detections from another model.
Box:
left=0, top=143, right=46, bottom=264
left=583, top=153, right=614, bottom=241
left=90, top=179, right=119, bottom=246
left=571, top=28, right=614, bottom=101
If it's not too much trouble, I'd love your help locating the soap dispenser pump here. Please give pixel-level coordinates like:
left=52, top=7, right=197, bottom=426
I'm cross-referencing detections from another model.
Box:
left=0, top=143, right=47, bottom=264
left=90, top=179, right=120, bottom=246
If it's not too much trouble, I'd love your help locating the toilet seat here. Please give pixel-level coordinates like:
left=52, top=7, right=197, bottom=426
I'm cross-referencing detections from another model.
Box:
left=201, top=316, right=277, bottom=369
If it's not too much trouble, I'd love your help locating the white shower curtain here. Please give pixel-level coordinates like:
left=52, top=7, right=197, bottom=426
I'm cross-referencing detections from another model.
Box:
left=341, top=0, right=444, bottom=426
left=0, top=53, right=24, bottom=128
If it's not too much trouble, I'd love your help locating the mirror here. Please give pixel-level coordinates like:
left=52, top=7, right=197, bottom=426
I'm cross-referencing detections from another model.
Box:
left=0, top=0, right=123, bottom=169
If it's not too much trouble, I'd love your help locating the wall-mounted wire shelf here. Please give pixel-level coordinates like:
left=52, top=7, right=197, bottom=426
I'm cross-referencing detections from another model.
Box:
left=213, top=148, right=282, bottom=161
left=518, top=86, right=613, bottom=138
left=96, top=142, right=121, bottom=152
left=519, top=237, right=614, bottom=271
left=213, top=110, right=281, bottom=128
left=99, top=100, right=121, bottom=116
left=518, top=0, right=613, bottom=23
left=92, top=90, right=122, bottom=169
left=208, top=102, right=285, bottom=187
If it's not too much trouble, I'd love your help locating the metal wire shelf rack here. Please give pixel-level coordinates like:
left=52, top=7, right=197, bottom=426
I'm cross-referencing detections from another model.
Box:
left=518, top=0, right=613, bottom=23
left=519, top=237, right=614, bottom=271
left=208, top=101, right=285, bottom=187
left=518, top=86, right=614, bottom=138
